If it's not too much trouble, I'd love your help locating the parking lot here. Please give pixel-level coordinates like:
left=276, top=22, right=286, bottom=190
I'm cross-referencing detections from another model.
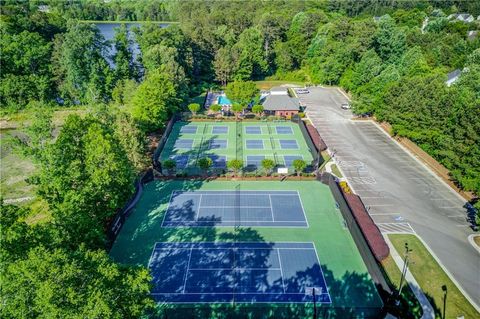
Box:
left=300, top=87, right=480, bottom=307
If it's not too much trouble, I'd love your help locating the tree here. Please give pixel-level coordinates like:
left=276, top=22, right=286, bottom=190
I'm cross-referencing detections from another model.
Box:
left=130, top=70, right=179, bottom=131
left=52, top=21, right=114, bottom=104
left=292, top=159, right=307, bottom=176
left=227, top=159, right=243, bottom=177
left=112, top=79, right=138, bottom=106
left=0, top=31, right=54, bottom=110
left=188, top=103, right=201, bottom=115
left=198, top=157, right=213, bottom=176
left=261, top=158, right=275, bottom=177
left=163, top=159, right=176, bottom=176
left=113, top=111, right=148, bottom=172
left=214, top=47, right=234, bottom=86
left=374, top=15, right=406, bottom=62
left=252, top=105, right=264, bottom=116
left=23, top=104, right=53, bottom=157
left=36, top=114, right=135, bottom=248
left=225, top=80, right=259, bottom=106
left=232, top=27, right=268, bottom=80
left=209, top=104, right=222, bottom=115
left=1, top=246, right=154, bottom=318
left=113, top=24, right=139, bottom=81
left=0, top=203, right=52, bottom=263
left=231, top=104, right=244, bottom=119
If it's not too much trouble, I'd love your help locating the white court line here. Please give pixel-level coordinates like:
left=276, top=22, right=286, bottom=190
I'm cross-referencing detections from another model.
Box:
left=182, top=248, right=194, bottom=293
left=188, top=268, right=282, bottom=271
left=160, top=191, right=176, bottom=227
left=312, top=243, right=332, bottom=302
left=276, top=249, right=286, bottom=293
left=195, top=194, right=203, bottom=221
left=269, top=195, right=275, bottom=222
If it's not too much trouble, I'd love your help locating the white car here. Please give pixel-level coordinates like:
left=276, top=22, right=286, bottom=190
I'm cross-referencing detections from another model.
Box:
left=296, top=88, right=310, bottom=94
left=341, top=103, right=351, bottom=110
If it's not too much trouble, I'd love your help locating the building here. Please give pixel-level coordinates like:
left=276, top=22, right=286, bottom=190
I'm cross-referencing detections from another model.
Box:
left=38, top=5, right=50, bottom=12
left=261, top=87, right=300, bottom=117
left=447, top=13, right=474, bottom=23
left=467, top=30, right=478, bottom=41
left=446, top=69, right=461, bottom=87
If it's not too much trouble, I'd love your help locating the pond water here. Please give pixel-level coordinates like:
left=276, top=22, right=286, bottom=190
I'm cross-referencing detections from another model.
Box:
left=94, top=22, right=170, bottom=66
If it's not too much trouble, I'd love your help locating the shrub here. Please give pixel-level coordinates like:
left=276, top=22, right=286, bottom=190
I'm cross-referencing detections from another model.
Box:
left=188, top=103, right=201, bottom=115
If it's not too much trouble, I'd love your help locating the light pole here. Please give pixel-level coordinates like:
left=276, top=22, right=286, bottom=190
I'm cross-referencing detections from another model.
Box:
left=442, top=285, right=448, bottom=319
left=397, top=243, right=411, bottom=304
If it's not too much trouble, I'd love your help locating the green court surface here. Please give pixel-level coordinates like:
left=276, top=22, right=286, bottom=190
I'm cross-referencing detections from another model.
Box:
left=159, top=121, right=314, bottom=174
left=110, top=180, right=383, bottom=317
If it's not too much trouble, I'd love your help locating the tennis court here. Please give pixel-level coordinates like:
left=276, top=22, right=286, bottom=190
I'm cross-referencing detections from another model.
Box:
left=149, top=242, right=331, bottom=303
left=110, top=180, right=384, bottom=316
left=162, top=190, right=308, bottom=227
left=159, top=121, right=314, bottom=174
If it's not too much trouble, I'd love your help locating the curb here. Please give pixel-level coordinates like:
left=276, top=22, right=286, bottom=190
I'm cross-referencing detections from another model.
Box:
left=467, top=234, right=480, bottom=254
left=413, top=234, right=480, bottom=313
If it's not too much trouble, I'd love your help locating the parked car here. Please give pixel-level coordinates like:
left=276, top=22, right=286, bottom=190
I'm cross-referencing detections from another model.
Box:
left=296, top=88, right=310, bottom=94
left=340, top=103, right=351, bottom=110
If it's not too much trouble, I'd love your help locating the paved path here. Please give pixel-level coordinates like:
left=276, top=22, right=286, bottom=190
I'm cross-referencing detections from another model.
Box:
left=300, top=87, right=480, bottom=309
left=384, top=236, right=435, bottom=319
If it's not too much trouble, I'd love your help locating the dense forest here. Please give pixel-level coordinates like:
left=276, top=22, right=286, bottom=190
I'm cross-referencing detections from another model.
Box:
left=1, top=0, right=479, bottom=317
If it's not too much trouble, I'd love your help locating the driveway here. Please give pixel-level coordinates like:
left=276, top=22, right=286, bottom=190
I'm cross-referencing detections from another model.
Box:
left=300, top=87, right=480, bottom=309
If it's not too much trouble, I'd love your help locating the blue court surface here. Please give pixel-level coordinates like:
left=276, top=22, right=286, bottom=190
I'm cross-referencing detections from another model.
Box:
left=276, top=126, right=293, bottom=134
left=149, top=242, right=331, bottom=304
left=246, top=155, right=265, bottom=168
left=284, top=155, right=303, bottom=167
left=180, top=125, right=198, bottom=134
left=209, top=139, right=227, bottom=149
left=161, top=190, right=308, bottom=227
left=174, top=139, right=194, bottom=149
left=212, top=126, right=228, bottom=134
left=207, top=155, right=227, bottom=168
left=279, top=139, right=299, bottom=149
left=171, top=155, right=189, bottom=169
left=246, top=139, right=264, bottom=149
left=245, top=126, right=262, bottom=134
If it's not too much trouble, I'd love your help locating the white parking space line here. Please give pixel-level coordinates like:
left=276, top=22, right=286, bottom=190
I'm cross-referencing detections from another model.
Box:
left=377, top=223, right=415, bottom=234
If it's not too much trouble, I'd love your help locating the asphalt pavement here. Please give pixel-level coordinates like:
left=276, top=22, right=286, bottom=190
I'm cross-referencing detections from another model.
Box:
left=300, top=86, right=480, bottom=309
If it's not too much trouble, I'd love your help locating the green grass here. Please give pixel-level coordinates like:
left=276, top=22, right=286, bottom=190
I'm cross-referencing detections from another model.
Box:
left=0, top=133, right=36, bottom=201
left=159, top=121, right=314, bottom=175
left=381, top=255, right=423, bottom=318
left=1, top=107, right=88, bottom=129
left=389, top=234, right=479, bottom=319
left=330, top=164, right=343, bottom=178
left=110, top=180, right=383, bottom=316
left=188, top=93, right=207, bottom=106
